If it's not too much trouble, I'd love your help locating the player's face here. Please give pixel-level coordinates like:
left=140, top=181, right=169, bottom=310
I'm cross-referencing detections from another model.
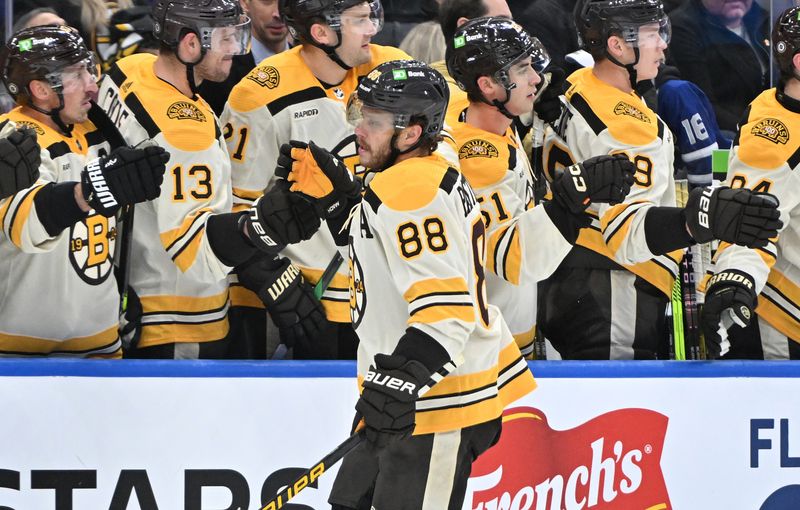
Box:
left=336, top=3, right=379, bottom=67
left=701, top=0, right=752, bottom=24
left=504, top=56, right=541, bottom=116
left=353, top=105, right=396, bottom=169
left=197, top=44, right=235, bottom=83
left=244, top=0, right=287, bottom=46
left=633, top=22, right=668, bottom=81
left=58, top=60, right=99, bottom=124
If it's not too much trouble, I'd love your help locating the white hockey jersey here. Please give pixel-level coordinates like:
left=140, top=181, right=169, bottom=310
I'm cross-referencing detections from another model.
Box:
left=713, top=88, right=800, bottom=341
left=220, top=44, right=410, bottom=321
left=0, top=112, right=120, bottom=356
left=350, top=153, right=536, bottom=434
left=97, top=53, right=233, bottom=347
left=542, top=67, right=683, bottom=297
left=449, top=107, right=571, bottom=356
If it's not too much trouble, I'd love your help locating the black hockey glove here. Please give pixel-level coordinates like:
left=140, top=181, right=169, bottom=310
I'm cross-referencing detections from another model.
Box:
left=275, top=140, right=362, bottom=218
left=700, top=270, right=758, bottom=359
left=0, top=126, right=41, bottom=200
left=236, top=254, right=328, bottom=351
left=81, top=145, right=168, bottom=216
left=550, top=154, right=636, bottom=214
left=243, top=184, right=322, bottom=254
left=356, top=353, right=432, bottom=448
left=684, top=186, right=782, bottom=247
left=533, top=67, right=567, bottom=125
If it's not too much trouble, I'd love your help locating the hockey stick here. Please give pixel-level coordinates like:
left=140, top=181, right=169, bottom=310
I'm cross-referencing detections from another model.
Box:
left=314, top=251, right=344, bottom=300
left=258, top=354, right=464, bottom=510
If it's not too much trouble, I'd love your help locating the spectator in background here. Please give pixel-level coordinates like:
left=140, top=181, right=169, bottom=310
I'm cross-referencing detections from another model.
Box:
left=199, top=0, right=290, bottom=116
left=399, top=21, right=445, bottom=63
left=517, top=0, right=579, bottom=73
left=371, top=0, right=439, bottom=46
left=669, top=0, right=771, bottom=134
left=10, top=7, right=65, bottom=33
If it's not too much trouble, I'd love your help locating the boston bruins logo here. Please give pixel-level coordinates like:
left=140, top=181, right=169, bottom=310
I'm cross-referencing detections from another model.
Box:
left=15, top=121, right=45, bottom=136
left=349, top=241, right=367, bottom=328
left=166, top=101, right=207, bottom=122
left=751, top=118, right=789, bottom=144
left=613, top=101, right=651, bottom=123
left=247, top=65, right=280, bottom=89
left=458, top=139, right=499, bottom=159
left=69, top=214, right=117, bottom=285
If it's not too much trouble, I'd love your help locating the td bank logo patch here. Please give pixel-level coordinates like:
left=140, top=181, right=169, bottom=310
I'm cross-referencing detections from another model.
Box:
left=166, top=102, right=206, bottom=122
left=751, top=118, right=789, bottom=144
left=247, top=65, right=280, bottom=89
left=613, top=101, right=651, bottom=123
left=459, top=139, right=499, bottom=159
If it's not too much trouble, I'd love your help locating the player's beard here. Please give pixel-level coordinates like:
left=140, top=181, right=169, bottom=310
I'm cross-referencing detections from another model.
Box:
left=358, top=138, right=393, bottom=170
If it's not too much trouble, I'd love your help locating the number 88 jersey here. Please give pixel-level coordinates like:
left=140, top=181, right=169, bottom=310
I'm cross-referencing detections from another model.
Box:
left=349, top=154, right=536, bottom=435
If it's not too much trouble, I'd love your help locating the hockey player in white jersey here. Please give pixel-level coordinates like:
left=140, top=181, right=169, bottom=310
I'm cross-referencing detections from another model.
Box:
left=97, top=0, right=324, bottom=358
left=701, top=7, right=800, bottom=359
left=276, top=59, right=536, bottom=510
left=446, top=16, right=636, bottom=357
left=221, top=0, right=411, bottom=359
left=0, top=25, right=168, bottom=356
left=537, top=0, right=782, bottom=359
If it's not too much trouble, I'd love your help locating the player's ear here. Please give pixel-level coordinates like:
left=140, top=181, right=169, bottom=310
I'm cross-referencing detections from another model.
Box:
left=310, top=22, right=336, bottom=46
left=398, top=124, right=422, bottom=151
left=606, top=35, right=626, bottom=60
left=177, top=31, right=202, bottom=61
left=793, top=52, right=800, bottom=75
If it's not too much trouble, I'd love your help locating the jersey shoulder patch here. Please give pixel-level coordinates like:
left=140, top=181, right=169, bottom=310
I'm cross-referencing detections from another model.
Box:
left=227, top=47, right=318, bottom=113
left=450, top=118, right=512, bottom=189
left=737, top=90, right=800, bottom=170
left=113, top=54, right=218, bottom=151
left=368, top=155, right=452, bottom=211
left=567, top=67, right=659, bottom=146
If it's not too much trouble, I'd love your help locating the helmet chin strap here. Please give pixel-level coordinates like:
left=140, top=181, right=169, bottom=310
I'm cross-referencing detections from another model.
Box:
left=308, top=31, right=352, bottom=70
left=175, top=41, right=206, bottom=97
left=29, top=94, right=73, bottom=135
left=606, top=46, right=640, bottom=91
left=377, top=131, right=426, bottom=171
left=480, top=72, right=516, bottom=119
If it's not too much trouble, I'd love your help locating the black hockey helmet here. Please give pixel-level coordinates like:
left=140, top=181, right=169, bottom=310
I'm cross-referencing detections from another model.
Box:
left=773, top=6, right=800, bottom=80
left=152, top=0, right=251, bottom=55
left=574, top=0, right=669, bottom=53
left=446, top=17, right=549, bottom=108
left=280, top=0, right=381, bottom=40
left=1, top=25, right=95, bottom=103
left=348, top=59, right=449, bottom=139
left=280, top=0, right=383, bottom=68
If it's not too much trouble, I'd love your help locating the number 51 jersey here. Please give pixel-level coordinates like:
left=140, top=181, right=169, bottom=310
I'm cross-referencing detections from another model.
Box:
left=349, top=154, right=536, bottom=435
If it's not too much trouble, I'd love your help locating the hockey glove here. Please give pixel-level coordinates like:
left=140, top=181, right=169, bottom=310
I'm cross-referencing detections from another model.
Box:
left=356, top=353, right=432, bottom=448
left=275, top=140, right=362, bottom=218
left=533, top=67, right=567, bottom=125
left=236, top=254, right=328, bottom=352
left=700, top=270, right=758, bottom=359
left=243, top=184, right=322, bottom=254
left=81, top=145, right=168, bottom=216
left=550, top=154, right=636, bottom=214
left=0, top=126, right=41, bottom=200
left=684, top=186, right=782, bottom=247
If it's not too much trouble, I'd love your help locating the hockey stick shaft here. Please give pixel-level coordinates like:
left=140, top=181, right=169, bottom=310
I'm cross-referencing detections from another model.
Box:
left=314, top=251, right=344, bottom=300
left=258, top=354, right=464, bottom=510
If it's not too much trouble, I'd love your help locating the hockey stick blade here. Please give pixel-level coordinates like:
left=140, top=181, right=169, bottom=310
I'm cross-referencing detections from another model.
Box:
left=258, top=354, right=464, bottom=509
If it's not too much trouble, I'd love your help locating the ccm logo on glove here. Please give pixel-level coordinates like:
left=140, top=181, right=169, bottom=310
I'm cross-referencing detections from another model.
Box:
left=84, top=159, right=118, bottom=210
left=364, top=367, right=418, bottom=395
left=567, top=164, right=588, bottom=193
left=267, top=263, right=301, bottom=301
left=707, top=271, right=755, bottom=291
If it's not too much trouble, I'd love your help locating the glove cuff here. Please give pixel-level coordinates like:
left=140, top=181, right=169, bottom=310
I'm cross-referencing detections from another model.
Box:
left=206, top=211, right=257, bottom=267
left=644, top=206, right=693, bottom=255
left=392, top=327, right=451, bottom=375
left=33, top=181, right=89, bottom=236
left=542, top=200, right=587, bottom=244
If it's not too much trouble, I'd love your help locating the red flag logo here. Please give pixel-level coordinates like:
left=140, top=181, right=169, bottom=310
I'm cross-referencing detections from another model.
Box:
left=465, top=407, right=672, bottom=510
